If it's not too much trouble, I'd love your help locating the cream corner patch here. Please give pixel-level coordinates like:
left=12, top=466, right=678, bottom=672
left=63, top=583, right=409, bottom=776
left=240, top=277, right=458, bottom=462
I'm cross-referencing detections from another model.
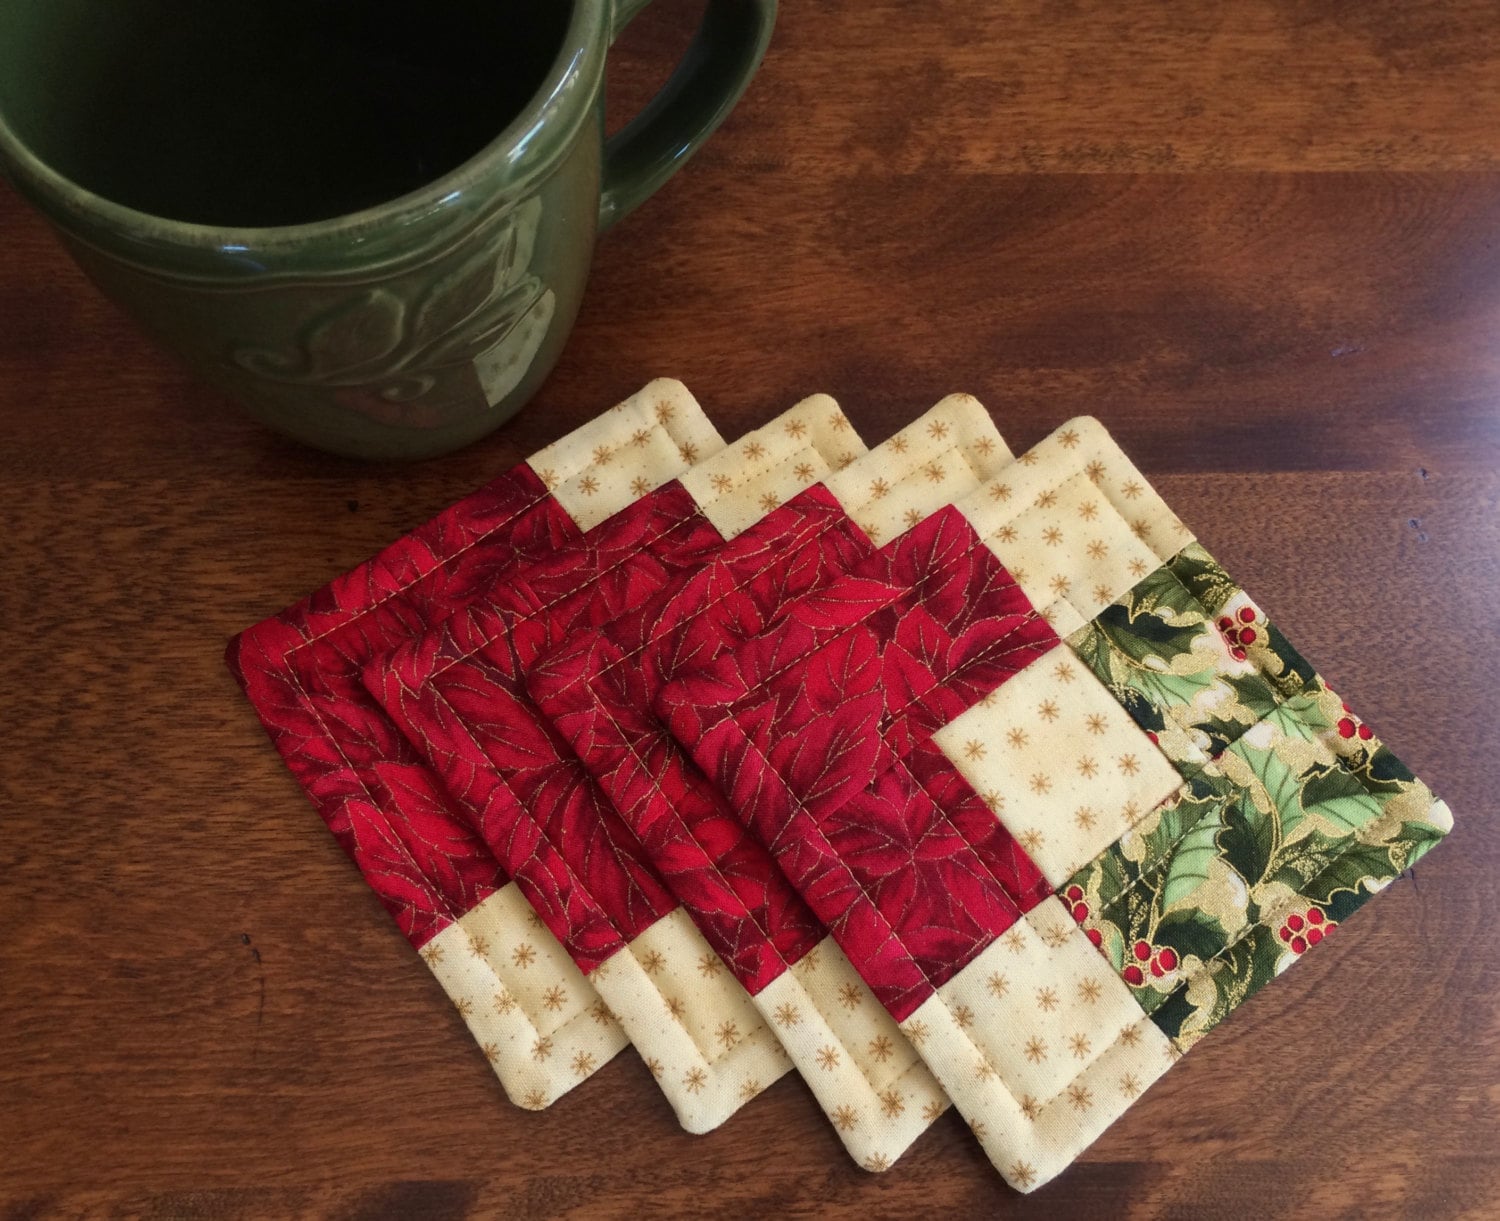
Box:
left=932, top=649, right=1182, bottom=886
left=588, top=908, right=792, bottom=1134
left=907, top=898, right=1174, bottom=1192
left=423, top=885, right=629, bottom=1110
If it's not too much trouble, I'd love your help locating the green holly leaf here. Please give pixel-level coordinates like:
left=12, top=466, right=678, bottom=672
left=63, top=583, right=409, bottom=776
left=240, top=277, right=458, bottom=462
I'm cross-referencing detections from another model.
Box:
left=1094, top=601, right=1204, bottom=666
left=1129, top=566, right=1207, bottom=620
left=1194, top=712, right=1253, bottom=757
left=1211, top=925, right=1287, bottom=1029
left=1154, top=906, right=1229, bottom=962
left=1392, top=818, right=1448, bottom=871
left=1228, top=733, right=1305, bottom=829
left=1278, top=690, right=1338, bottom=734
left=1257, top=701, right=1322, bottom=747
left=1297, top=760, right=1385, bottom=835
left=1159, top=813, right=1229, bottom=911
left=1115, top=686, right=1167, bottom=735
left=1071, top=847, right=1132, bottom=917
left=1365, top=746, right=1417, bottom=787
left=1281, top=833, right=1399, bottom=907
left=1217, top=793, right=1275, bottom=887
left=1148, top=981, right=1194, bottom=1039
left=1166, top=544, right=1239, bottom=615
left=1222, top=672, right=1282, bottom=723
left=1268, top=828, right=1344, bottom=890
left=1137, top=779, right=1225, bottom=867
left=1125, top=665, right=1222, bottom=715
left=1325, top=881, right=1380, bottom=924
left=1262, top=623, right=1318, bottom=695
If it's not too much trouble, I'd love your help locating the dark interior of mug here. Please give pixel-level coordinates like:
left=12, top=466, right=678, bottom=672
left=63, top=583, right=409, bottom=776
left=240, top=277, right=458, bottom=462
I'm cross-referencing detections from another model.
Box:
left=0, top=0, right=572, bottom=228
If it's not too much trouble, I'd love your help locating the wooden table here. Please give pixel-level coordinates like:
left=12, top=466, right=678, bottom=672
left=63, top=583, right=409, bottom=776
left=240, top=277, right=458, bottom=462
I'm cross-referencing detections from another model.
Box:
left=3, top=3, right=1497, bottom=1216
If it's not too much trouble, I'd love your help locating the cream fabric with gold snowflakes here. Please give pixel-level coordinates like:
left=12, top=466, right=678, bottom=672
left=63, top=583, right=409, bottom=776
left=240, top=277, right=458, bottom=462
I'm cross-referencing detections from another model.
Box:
left=823, top=393, right=1012, bottom=545
left=902, top=898, right=1176, bottom=1191
left=934, top=652, right=1182, bottom=888
left=528, top=379, right=724, bottom=530
left=933, top=417, right=1198, bottom=888
left=959, top=417, right=1194, bottom=631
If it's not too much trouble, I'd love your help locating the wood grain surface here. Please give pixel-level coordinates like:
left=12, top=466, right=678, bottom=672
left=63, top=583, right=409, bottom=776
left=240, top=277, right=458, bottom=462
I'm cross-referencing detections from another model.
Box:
left=2, top=3, right=1497, bottom=1217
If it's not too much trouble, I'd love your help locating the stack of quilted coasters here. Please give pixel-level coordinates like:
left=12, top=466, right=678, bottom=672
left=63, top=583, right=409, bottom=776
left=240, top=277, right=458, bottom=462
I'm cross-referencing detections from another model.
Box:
left=229, top=381, right=1451, bottom=1191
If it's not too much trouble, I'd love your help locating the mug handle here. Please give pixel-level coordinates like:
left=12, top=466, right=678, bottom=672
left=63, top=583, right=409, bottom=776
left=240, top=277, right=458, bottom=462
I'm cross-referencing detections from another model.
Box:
left=598, top=0, right=777, bottom=232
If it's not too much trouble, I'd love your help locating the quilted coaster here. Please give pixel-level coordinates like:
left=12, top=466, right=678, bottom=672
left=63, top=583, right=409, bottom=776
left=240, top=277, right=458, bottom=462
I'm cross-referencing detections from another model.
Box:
left=365, top=397, right=869, bottom=1132
left=528, top=395, right=1013, bottom=1170
left=660, top=417, right=1452, bottom=1190
left=226, top=379, right=722, bottom=1110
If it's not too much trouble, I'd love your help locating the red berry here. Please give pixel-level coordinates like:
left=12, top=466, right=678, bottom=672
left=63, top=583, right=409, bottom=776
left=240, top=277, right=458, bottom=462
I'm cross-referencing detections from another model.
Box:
left=1065, top=885, right=1083, bottom=902
left=1239, top=627, right=1257, bottom=645
left=1358, top=723, right=1373, bottom=740
left=1150, top=959, right=1164, bottom=977
left=1072, top=902, right=1089, bottom=922
left=1306, top=908, right=1324, bottom=925
left=1123, top=965, right=1144, bottom=985
left=1087, top=928, right=1103, bottom=948
left=1337, top=718, right=1357, bottom=738
left=1291, top=936, right=1307, bottom=954
left=1232, top=647, right=1247, bottom=661
left=1287, top=913, right=1304, bottom=932
left=1306, top=927, right=1323, bottom=947
left=1133, top=940, right=1151, bottom=961
left=1279, top=926, right=1292, bottom=942
left=1341, top=702, right=1351, bottom=712
left=1148, top=731, right=1159, bottom=744
left=1239, top=607, right=1256, bottom=624
left=1157, top=947, right=1178, bottom=971
left=1218, top=616, right=1233, bottom=631
left=1327, top=922, right=1338, bottom=932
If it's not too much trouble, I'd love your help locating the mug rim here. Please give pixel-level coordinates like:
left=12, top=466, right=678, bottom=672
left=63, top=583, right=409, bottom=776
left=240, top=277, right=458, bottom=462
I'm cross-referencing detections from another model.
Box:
left=0, top=0, right=607, bottom=259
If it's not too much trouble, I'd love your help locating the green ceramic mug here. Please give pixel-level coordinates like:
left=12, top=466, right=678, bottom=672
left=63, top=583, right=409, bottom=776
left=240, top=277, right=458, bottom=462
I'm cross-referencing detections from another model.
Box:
left=0, top=0, right=775, bottom=459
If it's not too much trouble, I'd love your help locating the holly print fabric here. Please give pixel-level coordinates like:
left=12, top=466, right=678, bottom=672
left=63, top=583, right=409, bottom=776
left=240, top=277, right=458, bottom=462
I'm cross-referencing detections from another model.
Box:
left=225, top=379, right=723, bottom=1110
left=528, top=396, right=1013, bottom=1170
left=1061, top=543, right=1449, bottom=1049
left=365, top=398, right=873, bottom=1133
left=659, top=416, right=1452, bottom=1192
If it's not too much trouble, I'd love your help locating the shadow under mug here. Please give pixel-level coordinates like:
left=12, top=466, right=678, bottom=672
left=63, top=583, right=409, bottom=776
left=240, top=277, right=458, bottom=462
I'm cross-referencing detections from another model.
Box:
left=0, top=0, right=776, bottom=460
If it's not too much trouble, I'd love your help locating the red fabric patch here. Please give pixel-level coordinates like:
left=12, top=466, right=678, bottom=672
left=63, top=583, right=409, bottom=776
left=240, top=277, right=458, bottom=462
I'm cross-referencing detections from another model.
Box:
left=226, top=465, right=575, bottom=947
left=528, top=485, right=870, bottom=995
left=367, top=482, right=755, bottom=974
left=658, top=507, right=1058, bottom=1021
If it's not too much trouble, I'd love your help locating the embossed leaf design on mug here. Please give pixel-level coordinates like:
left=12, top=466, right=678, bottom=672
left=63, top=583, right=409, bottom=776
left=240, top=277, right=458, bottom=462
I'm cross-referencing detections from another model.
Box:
left=232, top=198, right=546, bottom=406
left=0, top=0, right=776, bottom=460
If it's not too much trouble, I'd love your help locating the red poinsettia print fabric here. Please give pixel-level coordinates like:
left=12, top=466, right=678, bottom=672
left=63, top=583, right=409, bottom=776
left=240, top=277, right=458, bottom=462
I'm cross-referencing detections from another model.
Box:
left=368, top=481, right=771, bottom=974
left=658, top=507, right=1059, bottom=1021
left=228, top=463, right=575, bottom=947
left=527, top=483, right=871, bottom=994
